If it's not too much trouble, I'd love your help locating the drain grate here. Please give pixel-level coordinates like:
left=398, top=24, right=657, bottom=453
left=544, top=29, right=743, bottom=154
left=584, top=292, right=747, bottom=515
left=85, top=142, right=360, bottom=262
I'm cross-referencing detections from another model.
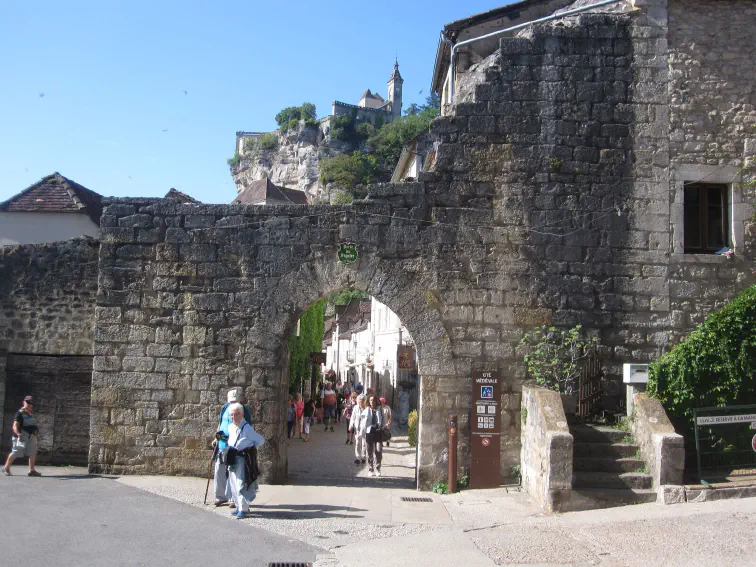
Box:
left=400, top=497, right=434, bottom=503
left=268, top=563, right=310, bottom=567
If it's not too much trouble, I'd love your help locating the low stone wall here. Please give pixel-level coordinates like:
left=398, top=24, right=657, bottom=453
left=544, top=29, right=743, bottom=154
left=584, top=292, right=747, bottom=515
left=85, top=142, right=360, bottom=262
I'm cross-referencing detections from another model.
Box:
left=521, top=386, right=573, bottom=512
left=631, top=393, right=684, bottom=491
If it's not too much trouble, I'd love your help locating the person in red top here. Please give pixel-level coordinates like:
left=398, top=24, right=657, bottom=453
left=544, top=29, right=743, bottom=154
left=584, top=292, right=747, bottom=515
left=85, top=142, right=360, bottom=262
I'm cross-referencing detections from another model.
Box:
left=321, top=383, right=337, bottom=432
left=294, top=393, right=305, bottom=439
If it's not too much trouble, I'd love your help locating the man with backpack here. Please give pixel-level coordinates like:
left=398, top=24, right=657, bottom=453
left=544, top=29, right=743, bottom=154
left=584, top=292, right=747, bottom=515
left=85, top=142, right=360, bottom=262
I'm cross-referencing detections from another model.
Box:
left=321, top=382, right=337, bottom=432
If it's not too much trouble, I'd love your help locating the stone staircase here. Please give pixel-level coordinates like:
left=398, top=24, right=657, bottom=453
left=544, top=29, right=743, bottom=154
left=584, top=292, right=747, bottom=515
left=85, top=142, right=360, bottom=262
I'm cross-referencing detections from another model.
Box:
left=567, top=423, right=657, bottom=510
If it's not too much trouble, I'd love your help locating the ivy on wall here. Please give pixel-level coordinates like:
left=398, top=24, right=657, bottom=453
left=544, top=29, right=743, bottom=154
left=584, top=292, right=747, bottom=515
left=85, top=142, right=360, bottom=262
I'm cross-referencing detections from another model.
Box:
left=648, top=285, right=756, bottom=428
left=288, top=299, right=325, bottom=394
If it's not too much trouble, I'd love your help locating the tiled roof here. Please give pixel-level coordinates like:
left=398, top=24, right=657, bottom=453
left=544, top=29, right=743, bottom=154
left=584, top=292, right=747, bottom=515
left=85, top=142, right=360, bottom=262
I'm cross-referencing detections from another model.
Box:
left=164, top=188, right=200, bottom=203
left=232, top=177, right=308, bottom=205
left=0, top=172, right=103, bottom=223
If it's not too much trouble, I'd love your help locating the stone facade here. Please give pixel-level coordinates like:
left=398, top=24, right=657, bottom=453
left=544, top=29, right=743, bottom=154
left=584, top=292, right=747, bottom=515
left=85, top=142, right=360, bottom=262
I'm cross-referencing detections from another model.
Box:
left=0, top=0, right=753, bottom=488
left=0, top=239, right=98, bottom=447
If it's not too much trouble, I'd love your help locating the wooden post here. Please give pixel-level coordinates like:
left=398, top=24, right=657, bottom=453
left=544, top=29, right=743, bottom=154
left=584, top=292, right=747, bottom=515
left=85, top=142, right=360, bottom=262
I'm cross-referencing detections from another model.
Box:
left=448, top=414, right=458, bottom=494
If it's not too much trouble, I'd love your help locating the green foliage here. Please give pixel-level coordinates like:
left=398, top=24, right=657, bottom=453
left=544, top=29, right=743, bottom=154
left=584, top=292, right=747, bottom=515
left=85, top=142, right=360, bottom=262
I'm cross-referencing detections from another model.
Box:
left=276, top=103, right=318, bottom=134
left=244, top=133, right=279, bottom=155
left=457, top=474, right=470, bottom=490
left=519, top=325, right=599, bottom=395
left=287, top=299, right=325, bottom=394
left=327, top=290, right=369, bottom=306
left=408, top=409, right=418, bottom=447
left=356, top=121, right=376, bottom=138
left=549, top=158, right=564, bottom=169
left=520, top=407, right=528, bottom=424
left=511, top=464, right=522, bottom=484
left=620, top=434, right=634, bottom=444
left=227, top=152, right=241, bottom=168
left=331, top=191, right=354, bottom=205
left=432, top=481, right=448, bottom=494
left=319, top=151, right=380, bottom=189
left=330, top=114, right=359, bottom=143
left=366, top=109, right=437, bottom=174
left=648, top=285, right=756, bottom=427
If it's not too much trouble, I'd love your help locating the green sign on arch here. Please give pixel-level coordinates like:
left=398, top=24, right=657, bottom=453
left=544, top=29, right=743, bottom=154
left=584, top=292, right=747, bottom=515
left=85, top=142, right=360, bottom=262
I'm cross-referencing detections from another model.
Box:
left=338, top=242, right=358, bottom=265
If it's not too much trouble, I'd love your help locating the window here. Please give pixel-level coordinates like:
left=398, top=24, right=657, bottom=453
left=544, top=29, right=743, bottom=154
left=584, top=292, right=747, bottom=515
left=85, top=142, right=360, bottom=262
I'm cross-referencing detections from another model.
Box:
left=683, top=183, right=728, bottom=254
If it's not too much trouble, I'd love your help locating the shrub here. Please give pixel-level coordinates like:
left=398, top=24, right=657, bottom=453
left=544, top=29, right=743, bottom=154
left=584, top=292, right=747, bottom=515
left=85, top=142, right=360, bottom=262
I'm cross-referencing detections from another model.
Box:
left=227, top=152, right=241, bottom=167
left=258, top=132, right=278, bottom=151
left=275, top=103, right=317, bottom=134
left=319, top=151, right=379, bottom=189
left=331, top=191, right=354, bottom=205
left=432, top=481, right=448, bottom=494
left=408, top=409, right=418, bottom=447
left=356, top=122, right=376, bottom=139
left=519, top=324, right=599, bottom=395
left=366, top=109, right=436, bottom=173
left=648, top=285, right=756, bottom=427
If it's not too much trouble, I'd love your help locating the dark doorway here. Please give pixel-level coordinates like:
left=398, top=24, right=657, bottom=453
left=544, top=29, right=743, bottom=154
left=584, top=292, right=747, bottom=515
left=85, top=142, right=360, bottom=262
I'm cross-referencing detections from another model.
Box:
left=2, top=354, right=93, bottom=465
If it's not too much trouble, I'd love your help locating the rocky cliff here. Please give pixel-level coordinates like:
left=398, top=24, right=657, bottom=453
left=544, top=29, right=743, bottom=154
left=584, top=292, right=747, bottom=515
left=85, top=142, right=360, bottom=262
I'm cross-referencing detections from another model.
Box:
left=231, top=124, right=326, bottom=202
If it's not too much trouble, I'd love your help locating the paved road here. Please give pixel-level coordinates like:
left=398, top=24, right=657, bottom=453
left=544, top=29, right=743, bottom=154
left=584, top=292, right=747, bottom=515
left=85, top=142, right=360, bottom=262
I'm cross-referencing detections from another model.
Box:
left=0, top=468, right=320, bottom=567
left=288, top=419, right=416, bottom=487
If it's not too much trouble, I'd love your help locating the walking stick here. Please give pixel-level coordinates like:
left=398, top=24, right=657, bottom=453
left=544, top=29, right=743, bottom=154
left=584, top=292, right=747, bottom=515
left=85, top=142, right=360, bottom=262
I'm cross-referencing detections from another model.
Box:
left=203, top=444, right=219, bottom=505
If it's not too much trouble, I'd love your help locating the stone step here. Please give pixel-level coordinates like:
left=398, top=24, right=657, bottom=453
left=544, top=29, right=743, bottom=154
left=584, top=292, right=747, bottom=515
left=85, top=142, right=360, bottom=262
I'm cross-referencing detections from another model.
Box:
left=570, top=425, right=631, bottom=444
left=573, top=471, right=653, bottom=490
left=573, top=457, right=646, bottom=473
left=573, top=442, right=639, bottom=458
left=562, top=488, right=657, bottom=512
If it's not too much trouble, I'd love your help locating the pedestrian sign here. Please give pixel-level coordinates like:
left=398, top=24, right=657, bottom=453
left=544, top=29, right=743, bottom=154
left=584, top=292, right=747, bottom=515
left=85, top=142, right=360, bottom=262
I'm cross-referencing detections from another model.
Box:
left=481, top=386, right=493, bottom=399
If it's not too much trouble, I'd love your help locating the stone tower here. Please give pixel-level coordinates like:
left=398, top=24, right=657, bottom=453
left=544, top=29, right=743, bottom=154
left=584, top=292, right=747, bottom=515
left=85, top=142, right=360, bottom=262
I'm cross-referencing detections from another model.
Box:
left=387, top=59, right=403, bottom=119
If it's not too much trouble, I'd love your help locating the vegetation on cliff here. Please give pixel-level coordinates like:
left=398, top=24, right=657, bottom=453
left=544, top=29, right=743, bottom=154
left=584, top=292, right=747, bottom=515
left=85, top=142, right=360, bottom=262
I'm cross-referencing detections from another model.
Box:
left=276, top=102, right=318, bottom=134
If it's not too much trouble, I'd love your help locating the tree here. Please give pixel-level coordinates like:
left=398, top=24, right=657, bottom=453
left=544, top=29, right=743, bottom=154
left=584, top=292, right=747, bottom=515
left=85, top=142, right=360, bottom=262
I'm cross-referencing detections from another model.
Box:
left=366, top=111, right=436, bottom=173
left=275, top=103, right=318, bottom=134
left=318, top=151, right=380, bottom=189
left=288, top=299, right=325, bottom=395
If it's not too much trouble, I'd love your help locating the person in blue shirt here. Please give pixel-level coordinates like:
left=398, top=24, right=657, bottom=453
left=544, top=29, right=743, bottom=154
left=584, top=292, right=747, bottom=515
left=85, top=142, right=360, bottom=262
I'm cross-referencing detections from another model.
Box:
left=212, top=388, right=251, bottom=507
left=225, top=403, right=265, bottom=518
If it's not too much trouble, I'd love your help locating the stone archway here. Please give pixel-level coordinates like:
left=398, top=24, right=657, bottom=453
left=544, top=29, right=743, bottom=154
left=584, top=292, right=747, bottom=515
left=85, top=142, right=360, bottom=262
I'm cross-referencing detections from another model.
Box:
left=245, top=252, right=454, bottom=487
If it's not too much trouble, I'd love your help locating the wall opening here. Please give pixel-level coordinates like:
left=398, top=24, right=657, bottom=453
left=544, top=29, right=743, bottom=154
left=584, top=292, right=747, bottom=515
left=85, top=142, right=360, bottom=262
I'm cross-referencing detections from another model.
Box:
left=282, top=291, right=419, bottom=488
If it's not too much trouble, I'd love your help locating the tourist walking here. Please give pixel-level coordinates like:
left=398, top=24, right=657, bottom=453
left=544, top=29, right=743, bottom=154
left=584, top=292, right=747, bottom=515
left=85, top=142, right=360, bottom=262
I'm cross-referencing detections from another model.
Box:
left=294, top=393, right=304, bottom=439
left=349, top=394, right=367, bottom=465
left=322, top=382, right=337, bottom=432
left=380, top=397, right=392, bottom=447
left=286, top=395, right=295, bottom=439
left=302, top=394, right=315, bottom=442
left=364, top=395, right=386, bottom=476
left=225, top=403, right=264, bottom=518
left=212, top=388, right=251, bottom=506
left=2, top=396, right=41, bottom=477
left=344, top=392, right=357, bottom=444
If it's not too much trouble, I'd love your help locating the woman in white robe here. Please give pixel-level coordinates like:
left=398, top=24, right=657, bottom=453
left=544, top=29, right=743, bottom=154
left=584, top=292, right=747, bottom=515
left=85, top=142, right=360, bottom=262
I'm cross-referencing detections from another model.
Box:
left=225, top=402, right=265, bottom=518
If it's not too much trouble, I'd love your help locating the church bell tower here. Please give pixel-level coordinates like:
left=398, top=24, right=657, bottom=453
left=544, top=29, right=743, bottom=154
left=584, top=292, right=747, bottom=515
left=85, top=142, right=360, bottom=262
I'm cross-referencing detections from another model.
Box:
left=387, top=59, right=403, bottom=119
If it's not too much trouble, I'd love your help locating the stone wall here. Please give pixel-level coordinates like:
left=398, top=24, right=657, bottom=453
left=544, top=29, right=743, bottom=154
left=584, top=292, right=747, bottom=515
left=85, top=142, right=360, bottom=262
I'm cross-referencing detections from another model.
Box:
left=521, top=387, right=572, bottom=512
left=0, top=238, right=98, bottom=442
left=631, top=392, right=684, bottom=489
left=89, top=2, right=754, bottom=487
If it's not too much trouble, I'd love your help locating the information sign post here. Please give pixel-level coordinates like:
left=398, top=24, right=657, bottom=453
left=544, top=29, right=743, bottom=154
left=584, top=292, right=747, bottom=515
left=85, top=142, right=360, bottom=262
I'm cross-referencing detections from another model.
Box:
left=470, top=371, right=501, bottom=489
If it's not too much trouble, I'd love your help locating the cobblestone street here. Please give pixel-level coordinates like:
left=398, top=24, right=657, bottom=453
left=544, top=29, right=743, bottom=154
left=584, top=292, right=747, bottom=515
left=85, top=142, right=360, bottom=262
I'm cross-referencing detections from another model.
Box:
left=287, top=418, right=416, bottom=487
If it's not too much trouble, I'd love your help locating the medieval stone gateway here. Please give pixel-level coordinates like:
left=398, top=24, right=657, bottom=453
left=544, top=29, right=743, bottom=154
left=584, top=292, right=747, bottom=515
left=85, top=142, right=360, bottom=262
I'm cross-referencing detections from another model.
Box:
left=0, top=3, right=754, bottom=489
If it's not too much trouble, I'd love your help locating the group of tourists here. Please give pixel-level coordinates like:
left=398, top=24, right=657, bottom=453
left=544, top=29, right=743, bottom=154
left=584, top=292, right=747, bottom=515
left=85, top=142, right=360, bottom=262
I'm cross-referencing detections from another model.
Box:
left=286, top=382, right=394, bottom=477
left=211, top=388, right=265, bottom=519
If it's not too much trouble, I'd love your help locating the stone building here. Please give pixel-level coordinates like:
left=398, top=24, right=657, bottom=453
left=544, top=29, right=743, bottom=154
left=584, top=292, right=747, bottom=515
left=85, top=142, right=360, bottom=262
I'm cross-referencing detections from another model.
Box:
left=0, top=0, right=754, bottom=489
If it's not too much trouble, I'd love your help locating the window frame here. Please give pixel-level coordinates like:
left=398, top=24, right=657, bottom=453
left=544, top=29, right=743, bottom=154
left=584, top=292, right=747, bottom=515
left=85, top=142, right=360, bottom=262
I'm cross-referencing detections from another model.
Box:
left=683, top=182, right=729, bottom=254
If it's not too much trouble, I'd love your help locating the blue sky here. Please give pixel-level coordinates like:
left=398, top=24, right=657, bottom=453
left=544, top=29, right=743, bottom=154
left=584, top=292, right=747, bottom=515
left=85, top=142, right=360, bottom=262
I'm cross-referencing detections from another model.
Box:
left=0, top=0, right=508, bottom=204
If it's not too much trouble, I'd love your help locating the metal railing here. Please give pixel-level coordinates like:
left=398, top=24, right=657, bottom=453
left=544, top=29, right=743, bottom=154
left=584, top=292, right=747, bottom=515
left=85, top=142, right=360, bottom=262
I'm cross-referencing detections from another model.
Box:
left=693, top=405, right=756, bottom=482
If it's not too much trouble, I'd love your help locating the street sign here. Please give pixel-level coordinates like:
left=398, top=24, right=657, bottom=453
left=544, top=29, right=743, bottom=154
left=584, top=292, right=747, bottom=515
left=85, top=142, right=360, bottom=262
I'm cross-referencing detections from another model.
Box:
left=310, top=352, right=327, bottom=365
left=696, top=413, right=756, bottom=426
left=337, top=242, right=359, bottom=265
left=471, top=371, right=501, bottom=489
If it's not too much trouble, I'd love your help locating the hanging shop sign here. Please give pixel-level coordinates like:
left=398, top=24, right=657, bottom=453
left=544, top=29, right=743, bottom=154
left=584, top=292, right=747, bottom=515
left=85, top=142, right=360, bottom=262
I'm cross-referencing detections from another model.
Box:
left=338, top=242, right=359, bottom=265
left=397, top=345, right=415, bottom=370
left=310, top=352, right=327, bottom=365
